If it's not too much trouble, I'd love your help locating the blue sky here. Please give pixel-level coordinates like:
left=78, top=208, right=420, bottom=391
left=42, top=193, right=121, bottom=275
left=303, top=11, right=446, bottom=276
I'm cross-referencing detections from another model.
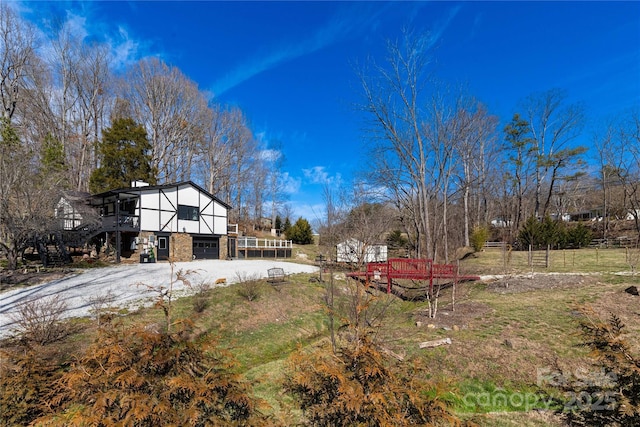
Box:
left=19, top=1, right=640, bottom=222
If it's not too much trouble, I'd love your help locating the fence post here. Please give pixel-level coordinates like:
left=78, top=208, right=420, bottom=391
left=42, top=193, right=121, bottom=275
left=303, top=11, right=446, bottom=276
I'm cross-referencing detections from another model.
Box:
left=546, top=244, right=550, bottom=268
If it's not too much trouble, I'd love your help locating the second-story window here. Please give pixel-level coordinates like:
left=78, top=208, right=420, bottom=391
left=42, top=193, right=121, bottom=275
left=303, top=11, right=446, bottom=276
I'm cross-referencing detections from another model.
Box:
left=178, top=205, right=199, bottom=221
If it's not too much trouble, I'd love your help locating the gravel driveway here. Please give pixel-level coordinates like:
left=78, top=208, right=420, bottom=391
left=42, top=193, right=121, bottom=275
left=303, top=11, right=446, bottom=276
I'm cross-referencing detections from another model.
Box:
left=0, top=260, right=318, bottom=339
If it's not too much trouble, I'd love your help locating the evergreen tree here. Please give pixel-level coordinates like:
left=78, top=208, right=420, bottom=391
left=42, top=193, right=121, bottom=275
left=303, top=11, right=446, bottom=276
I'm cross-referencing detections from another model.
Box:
left=275, top=215, right=282, bottom=232
left=40, top=134, right=68, bottom=190
left=282, top=217, right=292, bottom=236
left=286, top=217, right=314, bottom=245
left=89, top=117, right=157, bottom=194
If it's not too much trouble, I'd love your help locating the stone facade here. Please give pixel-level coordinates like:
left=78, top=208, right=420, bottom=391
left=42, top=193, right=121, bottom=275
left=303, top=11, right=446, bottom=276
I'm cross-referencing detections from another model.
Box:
left=171, top=233, right=193, bottom=262
left=135, top=231, right=156, bottom=259
left=130, top=232, right=231, bottom=262
left=219, top=235, right=228, bottom=259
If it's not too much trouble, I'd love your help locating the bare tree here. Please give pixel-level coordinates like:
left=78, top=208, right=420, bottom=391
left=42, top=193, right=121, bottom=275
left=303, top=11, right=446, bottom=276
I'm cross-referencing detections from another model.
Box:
left=523, top=88, right=587, bottom=218
left=359, top=32, right=437, bottom=259
left=0, top=3, right=37, bottom=121
left=452, top=101, right=498, bottom=247
left=192, top=104, right=262, bottom=222
left=611, top=109, right=640, bottom=232
left=193, top=103, right=232, bottom=196
left=360, top=34, right=492, bottom=262
left=0, top=119, right=64, bottom=269
left=71, top=42, right=112, bottom=190
left=120, top=57, right=209, bottom=183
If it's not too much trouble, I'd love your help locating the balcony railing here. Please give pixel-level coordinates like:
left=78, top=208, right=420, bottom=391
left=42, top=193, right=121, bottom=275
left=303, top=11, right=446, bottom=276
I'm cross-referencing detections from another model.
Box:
left=100, top=214, right=140, bottom=231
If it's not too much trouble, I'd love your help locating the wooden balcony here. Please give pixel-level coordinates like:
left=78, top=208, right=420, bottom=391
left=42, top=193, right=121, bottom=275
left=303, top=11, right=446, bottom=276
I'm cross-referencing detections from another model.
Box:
left=99, top=214, right=140, bottom=232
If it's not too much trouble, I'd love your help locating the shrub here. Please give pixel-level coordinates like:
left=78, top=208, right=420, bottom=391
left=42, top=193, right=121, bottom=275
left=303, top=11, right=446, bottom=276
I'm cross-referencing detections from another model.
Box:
left=386, top=229, right=408, bottom=250
left=192, top=282, right=211, bottom=313
left=550, top=309, right=640, bottom=426
left=235, top=271, right=262, bottom=301
left=470, top=226, right=489, bottom=252
left=518, top=216, right=562, bottom=249
left=33, top=321, right=272, bottom=426
left=285, top=334, right=459, bottom=426
left=565, top=223, right=593, bottom=248
left=0, top=347, right=65, bottom=426
left=10, top=295, right=71, bottom=345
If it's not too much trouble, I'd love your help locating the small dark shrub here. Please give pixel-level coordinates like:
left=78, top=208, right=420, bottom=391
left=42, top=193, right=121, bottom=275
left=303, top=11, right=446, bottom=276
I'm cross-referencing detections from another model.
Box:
left=11, top=295, right=70, bottom=345
left=235, top=272, right=262, bottom=301
left=192, top=282, right=211, bottom=313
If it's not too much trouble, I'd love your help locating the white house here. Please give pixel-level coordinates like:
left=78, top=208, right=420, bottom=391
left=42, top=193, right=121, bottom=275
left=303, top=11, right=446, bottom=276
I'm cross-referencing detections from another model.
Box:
left=336, top=238, right=387, bottom=264
left=59, top=181, right=233, bottom=262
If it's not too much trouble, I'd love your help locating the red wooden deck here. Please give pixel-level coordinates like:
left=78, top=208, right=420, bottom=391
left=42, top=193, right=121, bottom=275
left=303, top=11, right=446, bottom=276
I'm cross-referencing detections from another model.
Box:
left=346, top=258, right=480, bottom=293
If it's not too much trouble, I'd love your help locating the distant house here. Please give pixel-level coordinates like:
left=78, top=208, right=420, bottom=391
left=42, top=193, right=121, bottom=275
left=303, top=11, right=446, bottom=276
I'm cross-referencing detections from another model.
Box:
left=550, top=213, right=571, bottom=222
left=490, top=218, right=512, bottom=228
left=336, top=238, right=387, bottom=264
left=625, top=209, right=640, bottom=221
left=58, top=181, right=233, bottom=262
left=570, top=208, right=603, bottom=222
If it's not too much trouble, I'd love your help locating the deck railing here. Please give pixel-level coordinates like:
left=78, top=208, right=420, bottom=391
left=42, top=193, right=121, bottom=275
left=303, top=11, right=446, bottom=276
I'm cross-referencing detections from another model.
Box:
left=238, top=237, right=293, bottom=249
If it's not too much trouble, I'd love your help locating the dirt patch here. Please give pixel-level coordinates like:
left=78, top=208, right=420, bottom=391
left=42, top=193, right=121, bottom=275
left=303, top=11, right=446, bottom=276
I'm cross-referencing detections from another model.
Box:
left=484, top=273, right=601, bottom=294
left=0, top=269, right=71, bottom=292
left=416, top=301, right=494, bottom=330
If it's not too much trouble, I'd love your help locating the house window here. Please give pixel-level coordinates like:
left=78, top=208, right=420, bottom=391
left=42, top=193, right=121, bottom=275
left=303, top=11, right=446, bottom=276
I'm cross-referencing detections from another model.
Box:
left=178, top=205, right=199, bottom=221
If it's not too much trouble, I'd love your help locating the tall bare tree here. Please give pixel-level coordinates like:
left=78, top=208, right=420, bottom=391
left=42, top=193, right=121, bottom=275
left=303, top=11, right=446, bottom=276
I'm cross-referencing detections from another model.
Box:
left=523, top=89, right=586, bottom=218
left=72, top=42, right=111, bottom=190
left=360, top=33, right=496, bottom=261
left=452, top=101, right=498, bottom=247
left=0, top=3, right=37, bottom=121
left=359, top=32, right=437, bottom=259
left=120, top=57, right=209, bottom=183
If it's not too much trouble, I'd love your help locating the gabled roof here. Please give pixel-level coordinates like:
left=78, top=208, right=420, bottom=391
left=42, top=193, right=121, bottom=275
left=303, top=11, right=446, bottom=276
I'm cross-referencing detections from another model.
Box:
left=90, top=181, right=233, bottom=210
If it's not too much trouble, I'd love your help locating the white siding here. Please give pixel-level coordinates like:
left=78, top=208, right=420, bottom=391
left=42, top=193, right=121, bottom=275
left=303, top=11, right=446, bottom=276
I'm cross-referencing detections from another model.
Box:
left=139, top=209, right=157, bottom=230
left=337, top=239, right=387, bottom=263
left=201, top=200, right=214, bottom=216
left=213, top=200, right=226, bottom=216
left=201, top=215, right=214, bottom=233
left=160, top=210, right=177, bottom=231
left=140, top=192, right=159, bottom=210
left=214, top=216, right=227, bottom=234
left=178, top=185, right=199, bottom=206
left=180, top=220, right=199, bottom=233
left=161, top=188, right=178, bottom=211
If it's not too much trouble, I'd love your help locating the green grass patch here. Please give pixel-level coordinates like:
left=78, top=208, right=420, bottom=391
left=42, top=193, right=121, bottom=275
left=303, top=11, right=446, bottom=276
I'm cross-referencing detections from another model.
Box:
left=453, top=380, right=553, bottom=413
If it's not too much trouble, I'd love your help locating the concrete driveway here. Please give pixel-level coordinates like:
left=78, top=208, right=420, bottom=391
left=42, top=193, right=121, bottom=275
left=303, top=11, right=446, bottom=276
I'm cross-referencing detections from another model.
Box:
left=0, top=259, right=318, bottom=339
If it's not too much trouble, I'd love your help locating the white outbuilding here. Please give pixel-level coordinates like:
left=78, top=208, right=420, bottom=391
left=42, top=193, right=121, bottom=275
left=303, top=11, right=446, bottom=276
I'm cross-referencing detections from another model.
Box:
left=336, top=238, right=387, bottom=264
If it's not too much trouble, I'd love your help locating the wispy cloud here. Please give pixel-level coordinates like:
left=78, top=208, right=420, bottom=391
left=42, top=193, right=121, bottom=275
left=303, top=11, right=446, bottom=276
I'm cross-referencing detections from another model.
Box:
left=280, top=172, right=301, bottom=195
left=107, top=26, right=141, bottom=69
left=417, top=4, right=462, bottom=53
left=211, top=3, right=391, bottom=96
left=17, top=1, right=147, bottom=72
left=303, top=166, right=342, bottom=186
left=258, top=148, right=282, bottom=163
